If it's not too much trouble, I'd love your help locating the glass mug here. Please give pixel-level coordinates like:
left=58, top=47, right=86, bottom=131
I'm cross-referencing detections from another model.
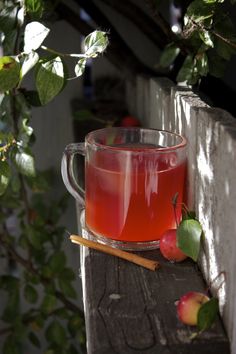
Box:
left=61, top=127, right=187, bottom=251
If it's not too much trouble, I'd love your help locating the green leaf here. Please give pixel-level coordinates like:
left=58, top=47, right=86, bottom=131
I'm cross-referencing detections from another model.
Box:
left=0, top=275, right=19, bottom=291
left=59, top=268, right=76, bottom=281
left=176, top=55, right=194, bottom=83
left=58, top=278, right=77, bottom=299
left=36, top=56, right=65, bottom=105
left=20, top=51, right=39, bottom=79
left=28, top=331, right=41, bottom=348
left=186, top=1, right=214, bottom=23
left=68, top=315, right=84, bottom=337
left=3, top=336, right=21, bottom=354
left=68, top=344, right=80, bottom=354
left=84, top=30, right=108, bottom=57
left=74, top=58, right=86, bottom=77
left=208, top=51, right=227, bottom=77
left=199, top=30, right=214, bottom=47
left=0, top=161, right=10, bottom=195
left=26, top=225, right=42, bottom=249
left=0, top=56, right=20, bottom=92
left=215, top=38, right=236, bottom=60
left=177, top=219, right=202, bottom=261
left=26, top=170, right=50, bottom=192
left=23, top=90, right=42, bottom=106
left=24, top=271, right=40, bottom=285
left=24, top=0, right=44, bottom=20
left=24, top=284, right=38, bottom=303
left=74, top=109, right=94, bottom=121
left=202, top=0, right=224, bottom=2
left=48, top=251, right=66, bottom=274
left=53, top=307, right=70, bottom=319
left=18, top=118, right=34, bottom=147
left=2, top=290, right=20, bottom=322
left=196, top=52, right=209, bottom=76
left=197, top=297, right=219, bottom=331
left=159, top=43, right=180, bottom=68
left=41, top=294, right=57, bottom=313
left=46, top=320, right=66, bottom=345
left=24, top=21, right=50, bottom=53
left=182, top=209, right=196, bottom=220
left=15, top=150, right=36, bottom=177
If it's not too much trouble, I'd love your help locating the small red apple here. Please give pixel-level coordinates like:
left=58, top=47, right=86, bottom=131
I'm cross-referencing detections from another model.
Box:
left=177, top=291, right=210, bottom=326
left=160, top=229, right=187, bottom=262
left=120, top=115, right=140, bottom=127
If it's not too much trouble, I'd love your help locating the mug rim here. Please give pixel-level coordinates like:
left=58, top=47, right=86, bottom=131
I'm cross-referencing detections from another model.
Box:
left=86, top=127, right=187, bottom=152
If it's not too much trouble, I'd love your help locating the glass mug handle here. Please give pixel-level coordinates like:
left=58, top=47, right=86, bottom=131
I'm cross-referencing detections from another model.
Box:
left=61, top=143, right=85, bottom=208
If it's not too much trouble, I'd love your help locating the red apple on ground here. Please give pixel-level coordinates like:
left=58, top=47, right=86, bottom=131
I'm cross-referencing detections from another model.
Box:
left=177, top=291, right=210, bottom=326
left=160, top=229, right=187, bottom=262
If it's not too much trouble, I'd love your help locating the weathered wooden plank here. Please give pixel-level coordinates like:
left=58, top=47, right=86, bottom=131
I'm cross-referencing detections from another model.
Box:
left=81, top=246, right=230, bottom=354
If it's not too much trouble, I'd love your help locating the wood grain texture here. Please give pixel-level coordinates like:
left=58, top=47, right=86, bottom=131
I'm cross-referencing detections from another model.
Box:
left=81, top=247, right=230, bottom=354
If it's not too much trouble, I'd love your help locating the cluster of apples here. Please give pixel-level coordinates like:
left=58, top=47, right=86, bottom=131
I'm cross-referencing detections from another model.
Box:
left=160, top=229, right=210, bottom=326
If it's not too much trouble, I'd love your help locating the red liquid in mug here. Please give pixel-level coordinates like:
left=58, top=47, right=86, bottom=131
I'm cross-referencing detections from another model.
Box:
left=85, top=145, right=186, bottom=242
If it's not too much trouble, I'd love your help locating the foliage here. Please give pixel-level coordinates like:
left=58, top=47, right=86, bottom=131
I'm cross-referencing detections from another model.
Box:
left=0, top=1, right=108, bottom=353
left=159, top=0, right=236, bottom=84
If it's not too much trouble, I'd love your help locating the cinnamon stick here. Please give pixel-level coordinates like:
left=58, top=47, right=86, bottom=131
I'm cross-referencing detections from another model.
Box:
left=70, top=234, right=160, bottom=271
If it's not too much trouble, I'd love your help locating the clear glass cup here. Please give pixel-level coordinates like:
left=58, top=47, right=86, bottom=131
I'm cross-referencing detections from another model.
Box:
left=61, top=127, right=187, bottom=251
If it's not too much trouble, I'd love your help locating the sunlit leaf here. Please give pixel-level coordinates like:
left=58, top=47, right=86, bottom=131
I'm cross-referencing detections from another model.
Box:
left=24, top=21, right=50, bottom=53
left=84, top=30, right=108, bottom=57
left=202, top=0, right=224, bottom=2
left=20, top=51, right=39, bottom=79
left=0, top=56, right=20, bottom=92
left=36, top=56, right=65, bottom=105
left=24, top=0, right=44, bottom=20
left=74, top=58, right=86, bottom=77
left=176, top=55, right=194, bottom=83
left=199, top=30, right=214, bottom=47
left=15, top=150, right=36, bottom=177
left=196, top=52, right=209, bottom=76
left=18, top=118, right=34, bottom=147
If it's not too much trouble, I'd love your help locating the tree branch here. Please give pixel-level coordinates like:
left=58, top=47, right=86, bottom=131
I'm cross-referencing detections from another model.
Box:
left=144, top=0, right=175, bottom=41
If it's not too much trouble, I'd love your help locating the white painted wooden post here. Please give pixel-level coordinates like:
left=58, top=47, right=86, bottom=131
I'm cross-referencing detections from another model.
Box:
left=126, top=75, right=236, bottom=353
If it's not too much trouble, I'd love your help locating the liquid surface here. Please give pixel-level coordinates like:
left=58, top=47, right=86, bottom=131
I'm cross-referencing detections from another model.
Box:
left=85, top=146, right=186, bottom=242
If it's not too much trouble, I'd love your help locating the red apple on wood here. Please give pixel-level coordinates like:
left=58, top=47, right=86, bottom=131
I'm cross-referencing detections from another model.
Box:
left=160, top=229, right=187, bottom=262
left=177, top=291, right=210, bottom=326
